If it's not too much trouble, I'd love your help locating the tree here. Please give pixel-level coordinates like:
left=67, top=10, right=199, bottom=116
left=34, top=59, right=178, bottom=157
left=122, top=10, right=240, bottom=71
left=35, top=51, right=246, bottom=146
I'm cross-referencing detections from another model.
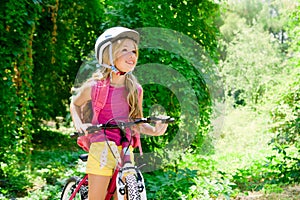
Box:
left=0, top=0, right=104, bottom=196
left=219, top=24, right=282, bottom=105
left=31, top=0, right=104, bottom=125
left=1, top=0, right=38, bottom=171
left=267, top=3, right=300, bottom=183
left=217, top=0, right=298, bottom=106
left=224, top=0, right=298, bottom=52
left=138, top=0, right=220, bottom=60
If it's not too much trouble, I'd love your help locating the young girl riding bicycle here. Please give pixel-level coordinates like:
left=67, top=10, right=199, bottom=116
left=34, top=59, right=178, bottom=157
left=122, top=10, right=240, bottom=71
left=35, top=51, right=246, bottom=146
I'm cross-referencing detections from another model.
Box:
left=70, top=27, right=169, bottom=200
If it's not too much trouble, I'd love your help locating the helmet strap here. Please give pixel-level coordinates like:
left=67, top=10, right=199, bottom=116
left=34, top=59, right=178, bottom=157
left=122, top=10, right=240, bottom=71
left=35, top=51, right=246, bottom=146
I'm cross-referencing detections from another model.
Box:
left=108, top=43, right=126, bottom=75
left=109, top=43, right=114, bottom=67
left=98, top=41, right=111, bottom=65
left=100, top=42, right=132, bottom=76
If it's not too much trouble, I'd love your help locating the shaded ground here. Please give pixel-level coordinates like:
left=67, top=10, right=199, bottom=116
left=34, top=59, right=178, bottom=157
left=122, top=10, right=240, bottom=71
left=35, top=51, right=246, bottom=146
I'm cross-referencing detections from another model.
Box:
left=235, top=185, right=300, bottom=200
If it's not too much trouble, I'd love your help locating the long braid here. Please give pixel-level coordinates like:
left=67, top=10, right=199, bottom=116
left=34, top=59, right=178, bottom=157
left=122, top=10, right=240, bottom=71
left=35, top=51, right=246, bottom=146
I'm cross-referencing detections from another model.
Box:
left=125, top=73, right=142, bottom=118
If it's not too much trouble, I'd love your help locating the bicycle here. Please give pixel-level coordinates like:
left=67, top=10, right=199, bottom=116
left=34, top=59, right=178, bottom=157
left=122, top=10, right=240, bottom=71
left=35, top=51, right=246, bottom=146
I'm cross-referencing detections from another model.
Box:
left=61, top=116, right=174, bottom=200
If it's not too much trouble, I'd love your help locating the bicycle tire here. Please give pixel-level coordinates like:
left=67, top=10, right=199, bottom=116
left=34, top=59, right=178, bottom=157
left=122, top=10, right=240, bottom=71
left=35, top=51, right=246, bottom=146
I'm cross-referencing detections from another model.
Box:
left=126, top=174, right=141, bottom=200
left=61, top=176, right=84, bottom=200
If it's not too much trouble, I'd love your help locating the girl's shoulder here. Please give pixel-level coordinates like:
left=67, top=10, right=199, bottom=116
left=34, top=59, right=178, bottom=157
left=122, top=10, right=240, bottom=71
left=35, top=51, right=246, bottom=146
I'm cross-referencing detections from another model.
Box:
left=90, top=77, right=109, bottom=87
left=136, top=83, right=143, bottom=96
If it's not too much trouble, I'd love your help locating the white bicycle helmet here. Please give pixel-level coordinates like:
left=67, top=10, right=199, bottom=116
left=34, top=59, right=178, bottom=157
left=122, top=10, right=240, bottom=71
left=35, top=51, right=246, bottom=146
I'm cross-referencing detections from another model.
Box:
left=94, top=27, right=140, bottom=73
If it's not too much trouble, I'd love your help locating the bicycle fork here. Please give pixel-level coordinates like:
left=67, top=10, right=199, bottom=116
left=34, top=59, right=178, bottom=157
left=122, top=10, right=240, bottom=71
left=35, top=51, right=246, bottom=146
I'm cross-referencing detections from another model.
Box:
left=116, top=164, right=147, bottom=200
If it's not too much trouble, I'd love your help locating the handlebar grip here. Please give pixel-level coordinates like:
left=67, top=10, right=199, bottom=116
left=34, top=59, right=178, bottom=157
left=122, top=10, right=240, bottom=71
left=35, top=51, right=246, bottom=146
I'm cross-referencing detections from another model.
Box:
left=148, top=116, right=175, bottom=123
left=70, top=132, right=79, bottom=138
left=163, top=117, right=175, bottom=123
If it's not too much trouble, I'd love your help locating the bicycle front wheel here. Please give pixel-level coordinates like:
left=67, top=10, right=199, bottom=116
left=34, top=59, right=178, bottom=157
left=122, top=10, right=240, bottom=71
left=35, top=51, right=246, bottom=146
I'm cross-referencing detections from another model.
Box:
left=61, top=176, right=84, bottom=200
left=126, top=174, right=141, bottom=200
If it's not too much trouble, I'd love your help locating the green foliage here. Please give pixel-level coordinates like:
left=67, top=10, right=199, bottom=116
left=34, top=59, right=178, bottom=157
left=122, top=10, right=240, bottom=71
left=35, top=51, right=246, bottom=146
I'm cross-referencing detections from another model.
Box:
left=1, top=0, right=221, bottom=197
left=230, top=155, right=298, bottom=194
left=102, top=0, right=142, bottom=28
left=0, top=1, right=104, bottom=197
left=136, top=49, right=212, bottom=153
left=0, top=128, right=83, bottom=198
left=6, top=0, right=300, bottom=199
left=219, top=7, right=285, bottom=106
left=0, top=0, right=38, bottom=190
left=211, top=2, right=300, bottom=197
left=231, top=161, right=271, bottom=192
left=219, top=24, right=282, bottom=105
left=0, top=161, right=32, bottom=197
left=224, top=0, right=297, bottom=46
left=144, top=152, right=236, bottom=200
left=218, top=0, right=298, bottom=107
left=138, top=0, right=220, bottom=60
left=144, top=168, right=198, bottom=199
left=189, top=175, right=235, bottom=200
left=32, top=0, right=104, bottom=123
left=227, top=0, right=264, bottom=25
left=266, top=5, right=300, bottom=184
left=99, top=0, right=220, bottom=167
left=267, top=77, right=300, bottom=183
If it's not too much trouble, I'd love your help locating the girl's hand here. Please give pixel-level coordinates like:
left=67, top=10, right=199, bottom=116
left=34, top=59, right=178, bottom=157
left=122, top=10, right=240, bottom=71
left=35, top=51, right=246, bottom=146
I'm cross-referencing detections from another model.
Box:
left=137, top=115, right=170, bottom=136
left=131, top=125, right=140, bottom=136
left=152, top=119, right=168, bottom=136
left=74, top=122, right=92, bottom=136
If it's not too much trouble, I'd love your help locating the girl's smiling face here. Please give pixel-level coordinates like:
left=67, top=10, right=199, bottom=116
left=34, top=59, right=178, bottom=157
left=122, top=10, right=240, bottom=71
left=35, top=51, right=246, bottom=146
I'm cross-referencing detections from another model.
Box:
left=114, top=39, right=138, bottom=73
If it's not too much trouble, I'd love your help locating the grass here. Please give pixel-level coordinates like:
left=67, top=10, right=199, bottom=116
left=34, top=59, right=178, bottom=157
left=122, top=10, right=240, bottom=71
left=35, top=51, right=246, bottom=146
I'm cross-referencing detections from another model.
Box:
left=208, top=104, right=300, bottom=199
left=210, top=105, right=275, bottom=173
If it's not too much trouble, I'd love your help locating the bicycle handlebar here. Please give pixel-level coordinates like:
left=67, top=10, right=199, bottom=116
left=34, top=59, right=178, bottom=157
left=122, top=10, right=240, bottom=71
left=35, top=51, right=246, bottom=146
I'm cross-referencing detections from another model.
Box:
left=71, top=116, right=175, bottom=138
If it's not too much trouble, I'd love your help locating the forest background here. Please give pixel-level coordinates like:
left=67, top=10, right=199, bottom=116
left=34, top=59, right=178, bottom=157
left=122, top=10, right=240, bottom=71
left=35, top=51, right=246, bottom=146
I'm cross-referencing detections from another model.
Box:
left=0, top=0, right=299, bottom=199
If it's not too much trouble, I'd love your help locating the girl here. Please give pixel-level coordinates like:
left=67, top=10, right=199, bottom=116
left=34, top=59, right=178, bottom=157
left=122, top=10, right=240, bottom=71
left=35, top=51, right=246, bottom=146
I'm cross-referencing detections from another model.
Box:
left=70, top=27, right=168, bottom=200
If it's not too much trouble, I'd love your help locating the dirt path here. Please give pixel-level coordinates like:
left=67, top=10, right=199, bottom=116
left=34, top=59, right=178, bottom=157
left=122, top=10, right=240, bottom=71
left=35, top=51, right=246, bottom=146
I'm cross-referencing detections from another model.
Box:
left=235, top=185, right=300, bottom=200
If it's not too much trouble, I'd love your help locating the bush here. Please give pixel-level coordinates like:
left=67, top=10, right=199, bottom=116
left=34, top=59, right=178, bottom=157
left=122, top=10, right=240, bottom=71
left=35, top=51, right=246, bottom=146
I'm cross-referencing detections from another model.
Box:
left=268, top=77, right=300, bottom=183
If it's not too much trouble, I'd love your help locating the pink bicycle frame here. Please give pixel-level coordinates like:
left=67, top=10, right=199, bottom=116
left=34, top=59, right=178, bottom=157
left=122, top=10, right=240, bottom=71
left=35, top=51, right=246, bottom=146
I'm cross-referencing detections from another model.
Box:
left=69, top=175, right=88, bottom=200
left=105, top=166, right=120, bottom=200
left=68, top=167, right=120, bottom=200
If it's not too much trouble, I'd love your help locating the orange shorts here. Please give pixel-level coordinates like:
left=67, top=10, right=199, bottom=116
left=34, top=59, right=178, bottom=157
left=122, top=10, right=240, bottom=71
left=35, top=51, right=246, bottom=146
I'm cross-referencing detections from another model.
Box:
left=86, top=141, right=134, bottom=176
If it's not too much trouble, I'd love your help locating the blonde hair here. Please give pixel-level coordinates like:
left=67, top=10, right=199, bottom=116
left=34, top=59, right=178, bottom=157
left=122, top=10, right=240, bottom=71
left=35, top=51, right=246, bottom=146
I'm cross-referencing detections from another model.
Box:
left=84, top=38, right=142, bottom=119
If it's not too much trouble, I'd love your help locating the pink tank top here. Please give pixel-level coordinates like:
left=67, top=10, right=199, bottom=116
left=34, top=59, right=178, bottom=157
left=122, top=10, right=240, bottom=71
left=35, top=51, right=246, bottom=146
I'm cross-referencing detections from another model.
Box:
left=89, top=85, right=131, bottom=145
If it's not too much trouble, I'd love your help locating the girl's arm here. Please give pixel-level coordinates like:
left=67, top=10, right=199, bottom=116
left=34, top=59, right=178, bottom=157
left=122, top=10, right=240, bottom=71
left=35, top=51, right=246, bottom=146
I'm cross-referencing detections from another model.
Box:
left=70, top=84, right=92, bottom=134
left=139, top=122, right=169, bottom=136
left=136, top=88, right=169, bottom=136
